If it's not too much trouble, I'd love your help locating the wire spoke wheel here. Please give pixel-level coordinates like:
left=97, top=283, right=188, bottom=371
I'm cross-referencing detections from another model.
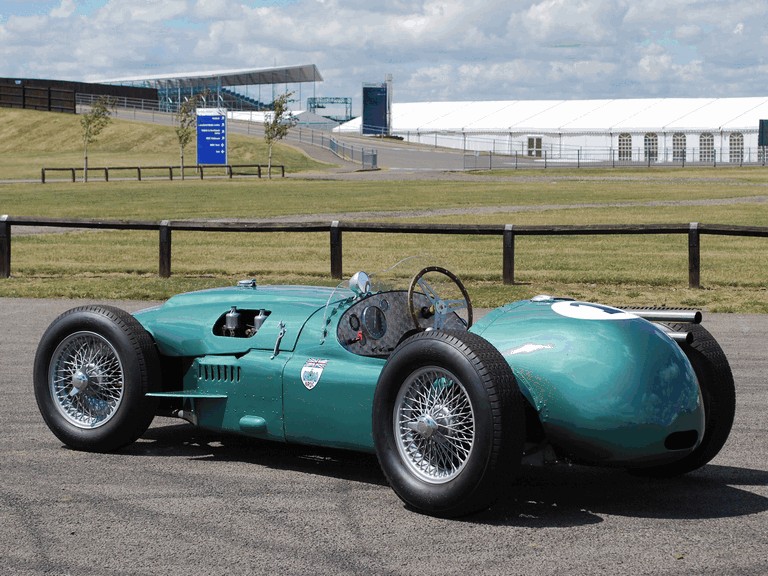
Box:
left=49, top=331, right=125, bottom=429
left=373, top=330, right=525, bottom=517
left=395, top=367, right=475, bottom=484
left=34, top=305, right=160, bottom=452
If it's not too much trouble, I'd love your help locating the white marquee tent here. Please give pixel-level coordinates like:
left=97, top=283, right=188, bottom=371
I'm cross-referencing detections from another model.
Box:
left=338, top=97, right=768, bottom=164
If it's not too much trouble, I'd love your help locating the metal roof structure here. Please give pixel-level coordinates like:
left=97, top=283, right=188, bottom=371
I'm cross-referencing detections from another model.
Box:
left=99, top=64, right=323, bottom=89
left=339, top=97, right=768, bottom=135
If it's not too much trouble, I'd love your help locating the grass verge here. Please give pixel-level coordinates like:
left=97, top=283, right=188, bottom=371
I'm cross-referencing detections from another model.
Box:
left=0, top=108, right=766, bottom=311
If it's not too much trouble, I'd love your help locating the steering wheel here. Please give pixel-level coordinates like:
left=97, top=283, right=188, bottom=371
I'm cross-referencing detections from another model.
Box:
left=407, top=266, right=473, bottom=329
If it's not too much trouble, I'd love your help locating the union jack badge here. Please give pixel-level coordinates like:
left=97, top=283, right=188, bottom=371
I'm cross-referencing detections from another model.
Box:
left=301, top=358, right=328, bottom=390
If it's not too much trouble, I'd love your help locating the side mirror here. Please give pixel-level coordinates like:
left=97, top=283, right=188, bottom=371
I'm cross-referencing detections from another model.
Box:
left=349, top=271, right=371, bottom=297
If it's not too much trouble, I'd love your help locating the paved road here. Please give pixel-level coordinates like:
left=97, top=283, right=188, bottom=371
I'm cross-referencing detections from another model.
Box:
left=1, top=298, right=766, bottom=575
left=111, top=107, right=469, bottom=173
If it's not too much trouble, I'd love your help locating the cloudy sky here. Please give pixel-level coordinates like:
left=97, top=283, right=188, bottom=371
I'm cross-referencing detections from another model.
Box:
left=1, top=0, right=766, bottom=113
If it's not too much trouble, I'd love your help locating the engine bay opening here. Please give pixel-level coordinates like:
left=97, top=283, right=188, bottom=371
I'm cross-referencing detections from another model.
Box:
left=213, top=307, right=271, bottom=338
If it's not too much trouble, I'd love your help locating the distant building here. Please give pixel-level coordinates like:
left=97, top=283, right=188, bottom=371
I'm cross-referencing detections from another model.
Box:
left=99, top=65, right=323, bottom=113
left=0, top=77, right=157, bottom=114
left=338, top=98, right=768, bottom=164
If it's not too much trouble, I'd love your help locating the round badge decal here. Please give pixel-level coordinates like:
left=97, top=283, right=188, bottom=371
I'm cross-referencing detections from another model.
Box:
left=551, top=301, right=638, bottom=321
left=301, top=358, right=328, bottom=390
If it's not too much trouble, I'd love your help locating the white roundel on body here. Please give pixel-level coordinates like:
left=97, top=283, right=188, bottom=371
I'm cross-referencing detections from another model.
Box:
left=551, top=301, right=639, bottom=321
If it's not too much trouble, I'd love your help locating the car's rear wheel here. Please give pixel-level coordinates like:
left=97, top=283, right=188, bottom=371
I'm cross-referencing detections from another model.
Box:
left=33, top=305, right=160, bottom=452
left=373, top=330, right=525, bottom=517
left=633, top=322, right=735, bottom=477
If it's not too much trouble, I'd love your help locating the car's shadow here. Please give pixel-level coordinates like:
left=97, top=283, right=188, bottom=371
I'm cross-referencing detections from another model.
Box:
left=125, top=420, right=768, bottom=527
left=128, top=420, right=388, bottom=486
left=476, top=463, right=768, bottom=527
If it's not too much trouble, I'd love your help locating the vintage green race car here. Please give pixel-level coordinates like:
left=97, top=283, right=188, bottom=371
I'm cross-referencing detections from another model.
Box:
left=34, top=263, right=735, bottom=517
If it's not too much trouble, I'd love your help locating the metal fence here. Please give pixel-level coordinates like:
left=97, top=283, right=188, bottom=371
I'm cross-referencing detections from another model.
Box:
left=327, top=136, right=378, bottom=169
left=417, top=129, right=768, bottom=169
left=77, top=93, right=378, bottom=171
left=3, top=215, right=767, bottom=288
left=463, top=149, right=768, bottom=170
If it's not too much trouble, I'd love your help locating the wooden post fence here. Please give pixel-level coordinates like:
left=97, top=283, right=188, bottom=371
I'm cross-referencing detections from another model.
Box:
left=689, top=222, right=701, bottom=289
left=0, top=216, right=9, bottom=279
left=503, top=224, right=515, bottom=285
left=2, top=216, right=767, bottom=289
left=330, top=221, right=343, bottom=280
left=159, top=220, right=172, bottom=278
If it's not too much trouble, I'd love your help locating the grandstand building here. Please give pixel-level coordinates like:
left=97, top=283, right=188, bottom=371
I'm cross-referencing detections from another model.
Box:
left=100, top=64, right=323, bottom=114
left=338, top=97, right=768, bottom=164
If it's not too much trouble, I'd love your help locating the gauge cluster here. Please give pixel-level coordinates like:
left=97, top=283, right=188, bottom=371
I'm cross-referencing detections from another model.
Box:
left=337, top=291, right=465, bottom=358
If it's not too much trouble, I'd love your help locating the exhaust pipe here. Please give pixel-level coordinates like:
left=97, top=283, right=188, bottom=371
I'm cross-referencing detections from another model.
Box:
left=667, top=331, right=694, bottom=345
left=624, top=309, right=702, bottom=324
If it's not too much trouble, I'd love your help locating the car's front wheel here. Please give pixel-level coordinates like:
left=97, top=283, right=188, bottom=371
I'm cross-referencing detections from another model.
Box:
left=373, top=330, right=525, bottom=517
left=33, top=305, right=160, bottom=452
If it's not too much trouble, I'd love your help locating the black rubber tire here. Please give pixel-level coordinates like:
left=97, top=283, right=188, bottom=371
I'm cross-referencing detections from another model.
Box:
left=634, top=322, right=736, bottom=477
left=33, top=305, right=161, bottom=452
left=372, top=330, right=525, bottom=517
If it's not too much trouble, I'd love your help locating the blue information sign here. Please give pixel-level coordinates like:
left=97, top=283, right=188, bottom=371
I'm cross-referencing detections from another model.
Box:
left=196, top=108, right=228, bottom=165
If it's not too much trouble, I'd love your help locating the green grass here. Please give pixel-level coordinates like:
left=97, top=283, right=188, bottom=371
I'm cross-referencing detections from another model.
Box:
left=0, top=108, right=330, bottom=179
left=3, top=171, right=768, bottom=222
left=0, top=108, right=767, bottom=312
left=4, top=218, right=766, bottom=312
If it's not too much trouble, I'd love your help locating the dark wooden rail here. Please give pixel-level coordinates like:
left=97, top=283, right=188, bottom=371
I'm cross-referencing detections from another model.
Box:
left=41, top=164, right=284, bottom=183
left=2, top=215, right=767, bottom=288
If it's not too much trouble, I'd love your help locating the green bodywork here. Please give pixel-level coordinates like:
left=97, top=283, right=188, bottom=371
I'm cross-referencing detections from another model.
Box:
left=135, top=284, right=385, bottom=452
left=471, top=299, right=702, bottom=465
left=134, top=284, right=703, bottom=466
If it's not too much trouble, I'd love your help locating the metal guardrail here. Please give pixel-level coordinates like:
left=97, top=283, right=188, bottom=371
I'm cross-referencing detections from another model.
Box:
left=2, top=216, right=767, bottom=287
left=289, top=128, right=378, bottom=170
left=327, top=137, right=378, bottom=169
left=462, top=149, right=768, bottom=170
left=77, top=93, right=167, bottom=113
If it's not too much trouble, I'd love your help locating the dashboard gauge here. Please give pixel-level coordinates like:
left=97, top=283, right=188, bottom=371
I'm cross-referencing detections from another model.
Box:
left=349, top=314, right=360, bottom=331
left=362, top=305, right=387, bottom=339
left=379, top=298, right=389, bottom=312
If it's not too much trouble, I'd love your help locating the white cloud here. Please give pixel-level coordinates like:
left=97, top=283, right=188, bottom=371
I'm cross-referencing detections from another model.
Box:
left=50, top=0, right=76, bottom=18
left=100, top=0, right=188, bottom=24
left=0, top=0, right=765, bottom=107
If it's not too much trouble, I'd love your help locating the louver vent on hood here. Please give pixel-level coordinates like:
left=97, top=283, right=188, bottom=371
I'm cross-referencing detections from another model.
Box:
left=198, top=363, right=241, bottom=383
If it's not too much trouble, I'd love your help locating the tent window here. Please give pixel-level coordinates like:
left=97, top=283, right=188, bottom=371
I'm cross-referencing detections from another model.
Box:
left=644, top=133, right=658, bottom=162
left=700, top=133, right=714, bottom=163
left=729, top=133, right=744, bottom=164
left=618, top=133, right=632, bottom=161
left=673, top=133, right=686, bottom=162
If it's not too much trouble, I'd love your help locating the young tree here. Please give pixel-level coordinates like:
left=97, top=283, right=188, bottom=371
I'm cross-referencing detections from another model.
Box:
left=175, top=95, right=202, bottom=180
left=80, top=96, right=115, bottom=183
left=263, top=91, right=295, bottom=179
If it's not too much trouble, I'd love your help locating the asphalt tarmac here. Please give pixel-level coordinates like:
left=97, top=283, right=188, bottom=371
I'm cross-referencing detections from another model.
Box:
left=1, top=297, right=766, bottom=576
